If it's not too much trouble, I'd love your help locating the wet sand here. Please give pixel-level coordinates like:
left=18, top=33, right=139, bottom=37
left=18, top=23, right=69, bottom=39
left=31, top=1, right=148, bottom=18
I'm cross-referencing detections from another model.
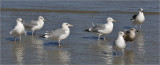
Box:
left=1, top=1, right=159, bottom=65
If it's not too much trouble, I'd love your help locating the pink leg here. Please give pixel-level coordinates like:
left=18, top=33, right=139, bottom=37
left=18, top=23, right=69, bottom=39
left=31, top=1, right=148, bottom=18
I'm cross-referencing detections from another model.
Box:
left=58, top=40, right=61, bottom=47
left=98, top=34, right=101, bottom=40
left=14, top=37, right=16, bottom=42
left=32, top=31, right=34, bottom=36
left=104, top=37, right=106, bottom=41
left=19, top=36, right=21, bottom=41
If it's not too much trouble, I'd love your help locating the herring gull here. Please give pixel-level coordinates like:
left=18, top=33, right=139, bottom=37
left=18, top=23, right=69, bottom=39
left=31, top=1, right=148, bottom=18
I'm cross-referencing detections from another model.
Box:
left=130, top=8, right=145, bottom=28
left=113, top=31, right=126, bottom=54
left=85, top=17, right=116, bottom=40
left=25, top=16, right=46, bottom=36
left=10, top=18, right=26, bottom=41
left=41, top=23, right=73, bottom=47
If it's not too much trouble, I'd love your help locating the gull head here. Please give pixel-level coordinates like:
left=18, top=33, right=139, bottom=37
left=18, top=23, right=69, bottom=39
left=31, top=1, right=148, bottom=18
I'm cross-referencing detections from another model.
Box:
left=17, top=18, right=23, bottom=23
left=118, top=31, right=125, bottom=36
left=62, top=23, right=73, bottom=28
left=106, top=17, right=116, bottom=23
left=38, top=16, right=45, bottom=22
left=139, top=8, right=144, bottom=12
left=130, top=28, right=138, bottom=32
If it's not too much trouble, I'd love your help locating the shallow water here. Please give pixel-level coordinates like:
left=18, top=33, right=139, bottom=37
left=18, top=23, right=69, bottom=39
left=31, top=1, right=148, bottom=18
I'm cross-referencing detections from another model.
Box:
left=1, top=1, right=159, bottom=65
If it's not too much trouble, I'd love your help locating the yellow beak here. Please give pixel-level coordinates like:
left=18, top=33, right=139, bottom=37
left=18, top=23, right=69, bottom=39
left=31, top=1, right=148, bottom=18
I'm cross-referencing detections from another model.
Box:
left=21, top=20, right=24, bottom=22
left=113, top=20, right=116, bottom=22
left=69, top=24, right=73, bottom=27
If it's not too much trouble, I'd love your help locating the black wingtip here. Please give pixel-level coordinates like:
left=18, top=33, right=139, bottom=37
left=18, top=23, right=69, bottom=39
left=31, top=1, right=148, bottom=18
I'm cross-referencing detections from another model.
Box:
left=39, top=35, right=46, bottom=38
left=130, top=19, right=133, bottom=20
left=136, top=30, right=139, bottom=32
left=84, top=29, right=90, bottom=32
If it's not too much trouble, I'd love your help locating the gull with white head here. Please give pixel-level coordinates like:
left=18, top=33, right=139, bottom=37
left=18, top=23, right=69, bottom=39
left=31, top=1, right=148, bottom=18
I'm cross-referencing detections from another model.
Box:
left=41, top=23, right=73, bottom=47
left=85, top=17, right=116, bottom=40
left=113, top=31, right=126, bottom=54
left=130, top=8, right=145, bottom=28
left=10, top=18, right=26, bottom=41
left=25, top=16, right=46, bottom=36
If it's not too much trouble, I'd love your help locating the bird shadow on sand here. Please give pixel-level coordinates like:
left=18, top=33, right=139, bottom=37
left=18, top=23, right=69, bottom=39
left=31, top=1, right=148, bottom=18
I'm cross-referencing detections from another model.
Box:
left=6, top=38, right=20, bottom=41
left=82, top=36, right=104, bottom=40
left=27, top=32, right=36, bottom=35
left=44, top=42, right=59, bottom=46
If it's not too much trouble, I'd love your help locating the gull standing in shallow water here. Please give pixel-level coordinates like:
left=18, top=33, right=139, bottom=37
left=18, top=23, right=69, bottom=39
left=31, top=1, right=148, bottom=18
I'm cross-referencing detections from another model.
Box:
left=25, top=16, right=46, bottom=36
left=41, top=23, right=73, bottom=47
left=113, top=31, right=126, bottom=54
left=123, top=28, right=138, bottom=42
left=85, top=17, right=116, bottom=40
left=130, top=8, right=145, bottom=28
left=10, top=18, right=26, bottom=41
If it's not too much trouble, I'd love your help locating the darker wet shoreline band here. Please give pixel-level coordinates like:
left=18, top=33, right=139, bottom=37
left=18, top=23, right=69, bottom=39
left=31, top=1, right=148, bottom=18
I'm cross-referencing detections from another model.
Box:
left=1, top=8, right=160, bottom=14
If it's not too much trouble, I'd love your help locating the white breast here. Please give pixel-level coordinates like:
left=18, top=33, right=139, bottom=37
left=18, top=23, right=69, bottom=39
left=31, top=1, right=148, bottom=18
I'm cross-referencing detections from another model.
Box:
left=115, top=36, right=126, bottom=50
left=100, top=22, right=113, bottom=34
left=32, top=21, right=44, bottom=31
left=134, top=12, right=145, bottom=24
left=14, top=23, right=25, bottom=35
left=137, top=14, right=145, bottom=23
left=59, top=29, right=70, bottom=40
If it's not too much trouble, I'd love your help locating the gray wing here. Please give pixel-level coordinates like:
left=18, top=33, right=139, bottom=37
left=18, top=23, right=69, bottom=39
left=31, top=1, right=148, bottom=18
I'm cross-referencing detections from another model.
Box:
left=90, top=24, right=106, bottom=32
left=132, top=15, right=137, bottom=19
left=48, top=28, right=66, bottom=39
left=130, top=14, right=137, bottom=20
left=25, top=20, right=38, bottom=28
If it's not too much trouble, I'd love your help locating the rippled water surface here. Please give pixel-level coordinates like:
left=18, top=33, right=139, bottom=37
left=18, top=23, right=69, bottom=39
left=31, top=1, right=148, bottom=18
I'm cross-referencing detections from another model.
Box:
left=1, top=0, right=159, bottom=65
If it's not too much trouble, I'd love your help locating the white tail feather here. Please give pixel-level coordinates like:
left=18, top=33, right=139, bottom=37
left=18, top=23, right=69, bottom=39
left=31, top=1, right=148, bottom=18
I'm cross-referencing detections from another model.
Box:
left=92, top=22, right=95, bottom=26
left=10, top=30, right=13, bottom=34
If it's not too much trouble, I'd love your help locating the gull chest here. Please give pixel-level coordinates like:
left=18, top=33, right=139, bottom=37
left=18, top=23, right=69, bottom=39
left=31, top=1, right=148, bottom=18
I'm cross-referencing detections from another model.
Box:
left=16, top=23, right=25, bottom=34
left=136, top=14, right=145, bottom=23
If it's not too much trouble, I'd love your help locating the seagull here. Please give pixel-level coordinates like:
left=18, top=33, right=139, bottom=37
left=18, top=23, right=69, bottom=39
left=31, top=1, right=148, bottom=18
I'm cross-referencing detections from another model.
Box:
left=10, top=18, right=26, bottom=41
left=25, top=16, right=46, bottom=36
left=130, top=8, right=145, bottom=28
left=41, top=23, right=73, bottom=47
left=123, top=28, right=138, bottom=42
left=85, top=17, right=116, bottom=40
left=113, top=31, right=126, bottom=54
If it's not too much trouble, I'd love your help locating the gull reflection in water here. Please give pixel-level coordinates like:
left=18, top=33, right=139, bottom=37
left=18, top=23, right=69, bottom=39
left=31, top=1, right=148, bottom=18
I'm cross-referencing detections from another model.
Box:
left=57, top=48, right=71, bottom=65
left=14, top=43, right=24, bottom=65
left=31, top=37, right=46, bottom=64
left=113, top=56, right=125, bottom=65
left=135, top=30, right=145, bottom=63
left=97, top=41, right=113, bottom=65
left=113, top=50, right=135, bottom=65
left=124, top=50, right=135, bottom=65
left=46, top=44, right=70, bottom=64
